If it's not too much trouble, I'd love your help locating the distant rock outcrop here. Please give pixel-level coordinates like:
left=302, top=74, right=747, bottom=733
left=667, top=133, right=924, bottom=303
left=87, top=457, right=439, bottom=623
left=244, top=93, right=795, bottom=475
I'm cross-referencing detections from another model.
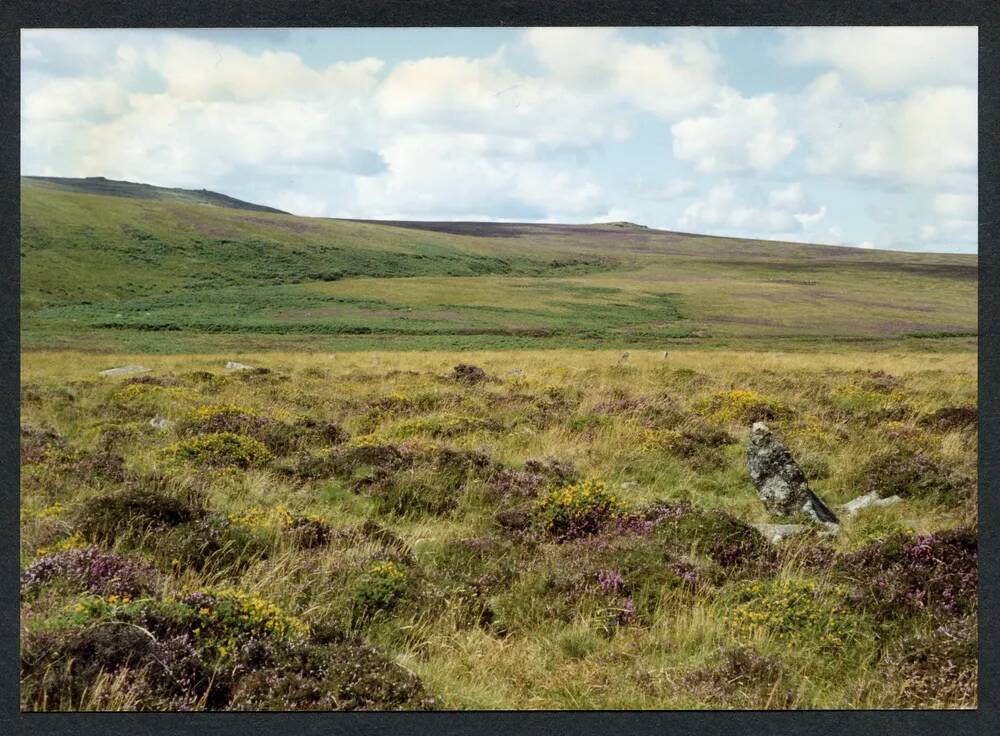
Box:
left=746, top=422, right=839, bottom=524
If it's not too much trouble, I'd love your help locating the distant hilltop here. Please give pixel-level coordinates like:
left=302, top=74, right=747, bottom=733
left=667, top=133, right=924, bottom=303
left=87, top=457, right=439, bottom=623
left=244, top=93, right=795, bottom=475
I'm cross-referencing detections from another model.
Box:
left=599, top=221, right=650, bottom=230
left=22, top=175, right=288, bottom=215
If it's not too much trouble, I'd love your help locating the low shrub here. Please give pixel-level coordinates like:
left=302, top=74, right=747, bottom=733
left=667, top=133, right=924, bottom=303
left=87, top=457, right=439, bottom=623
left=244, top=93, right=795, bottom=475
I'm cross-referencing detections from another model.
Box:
left=650, top=504, right=775, bottom=572
left=919, top=406, right=977, bottom=432
left=851, top=449, right=970, bottom=503
left=21, top=588, right=313, bottom=710
left=20, top=547, right=158, bottom=599
left=75, top=489, right=197, bottom=543
left=367, top=469, right=460, bottom=518
left=532, top=479, right=625, bottom=540
left=836, top=526, right=977, bottom=621
left=229, top=633, right=435, bottom=710
left=725, top=578, right=861, bottom=651
left=156, top=515, right=273, bottom=573
left=702, top=389, right=791, bottom=424
left=879, top=615, right=977, bottom=708
left=164, top=432, right=272, bottom=469
left=353, top=560, right=411, bottom=621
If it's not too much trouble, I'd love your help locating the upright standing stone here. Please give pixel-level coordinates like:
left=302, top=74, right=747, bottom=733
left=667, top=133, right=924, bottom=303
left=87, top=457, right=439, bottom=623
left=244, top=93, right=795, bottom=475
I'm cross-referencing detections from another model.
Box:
left=746, top=422, right=839, bottom=524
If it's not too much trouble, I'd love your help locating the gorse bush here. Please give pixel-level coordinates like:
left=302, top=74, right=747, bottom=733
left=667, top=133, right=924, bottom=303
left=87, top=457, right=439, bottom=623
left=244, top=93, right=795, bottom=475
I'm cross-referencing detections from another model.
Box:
left=725, top=579, right=860, bottom=651
left=165, top=432, right=272, bottom=468
left=354, top=560, right=410, bottom=618
left=533, top=479, right=625, bottom=540
left=178, top=589, right=310, bottom=656
left=702, top=389, right=791, bottom=424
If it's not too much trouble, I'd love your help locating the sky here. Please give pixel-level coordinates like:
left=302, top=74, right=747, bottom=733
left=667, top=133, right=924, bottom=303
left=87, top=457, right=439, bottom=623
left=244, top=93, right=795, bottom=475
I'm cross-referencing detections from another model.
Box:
left=21, top=27, right=978, bottom=253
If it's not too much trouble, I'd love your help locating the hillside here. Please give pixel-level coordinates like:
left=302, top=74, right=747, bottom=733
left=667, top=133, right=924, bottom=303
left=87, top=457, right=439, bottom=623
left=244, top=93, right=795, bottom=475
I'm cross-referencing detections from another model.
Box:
left=20, top=177, right=977, bottom=353
left=23, top=176, right=289, bottom=214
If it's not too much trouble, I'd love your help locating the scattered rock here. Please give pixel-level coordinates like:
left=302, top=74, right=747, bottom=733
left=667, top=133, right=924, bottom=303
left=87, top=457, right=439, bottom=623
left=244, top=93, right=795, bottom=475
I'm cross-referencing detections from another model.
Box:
left=448, top=364, right=492, bottom=383
left=148, top=415, right=175, bottom=430
left=225, top=361, right=255, bottom=371
left=98, top=365, right=150, bottom=377
left=841, top=491, right=902, bottom=516
left=620, top=481, right=639, bottom=491
left=746, top=422, right=839, bottom=524
left=752, top=523, right=808, bottom=544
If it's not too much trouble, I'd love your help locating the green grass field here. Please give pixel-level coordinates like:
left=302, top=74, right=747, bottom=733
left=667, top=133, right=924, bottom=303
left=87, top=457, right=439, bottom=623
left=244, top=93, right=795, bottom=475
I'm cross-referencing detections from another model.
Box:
left=21, top=177, right=976, bottom=352
left=19, top=178, right=978, bottom=711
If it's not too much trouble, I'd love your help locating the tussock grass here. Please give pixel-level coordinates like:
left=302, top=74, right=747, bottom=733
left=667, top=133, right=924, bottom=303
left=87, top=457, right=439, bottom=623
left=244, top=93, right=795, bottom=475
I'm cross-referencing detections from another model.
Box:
left=20, top=349, right=977, bottom=709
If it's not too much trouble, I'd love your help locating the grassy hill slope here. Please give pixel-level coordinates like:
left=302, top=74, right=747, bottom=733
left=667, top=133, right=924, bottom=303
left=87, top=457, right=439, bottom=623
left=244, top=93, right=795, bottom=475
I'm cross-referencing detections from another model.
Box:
left=24, top=176, right=290, bottom=214
left=20, top=177, right=977, bottom=352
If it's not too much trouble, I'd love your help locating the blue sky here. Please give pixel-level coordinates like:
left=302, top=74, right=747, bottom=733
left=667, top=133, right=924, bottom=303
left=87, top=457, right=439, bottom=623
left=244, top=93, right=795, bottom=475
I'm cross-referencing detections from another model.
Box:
left=21, top=27, right=977, bottom=252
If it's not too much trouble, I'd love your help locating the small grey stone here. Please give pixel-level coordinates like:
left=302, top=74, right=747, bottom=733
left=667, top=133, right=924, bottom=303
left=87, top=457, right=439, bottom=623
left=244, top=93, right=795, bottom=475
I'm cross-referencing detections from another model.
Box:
left=746, top=422, right=839, bottom=524
left=841, top=491, right=903, bottom=515
left=98, top=364, right=150, bottom=377
left=620, top=481, right=639, bottom=490
left=225, top=361, right=254, bottom=371
left=149, top=415, right=175, bottom=430
left=506, top=367, right=524, bottom=376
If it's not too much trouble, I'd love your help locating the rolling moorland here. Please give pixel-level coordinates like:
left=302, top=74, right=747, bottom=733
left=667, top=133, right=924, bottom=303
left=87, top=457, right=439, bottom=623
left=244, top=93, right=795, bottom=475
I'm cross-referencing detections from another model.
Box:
left=19, top=177, right=977, bottom=710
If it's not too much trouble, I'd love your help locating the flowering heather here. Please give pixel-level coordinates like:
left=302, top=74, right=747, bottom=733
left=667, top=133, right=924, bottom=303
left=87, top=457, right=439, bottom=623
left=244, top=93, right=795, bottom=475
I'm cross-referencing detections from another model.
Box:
left=533, top=479, right=625, bottom=540
left=20, top=547, right=157, bottom=598
left=595, top=568, right=627, bottom=595
left=837, top=526, right=977, bottom=620
left=20, top=424, right=63, bottom=465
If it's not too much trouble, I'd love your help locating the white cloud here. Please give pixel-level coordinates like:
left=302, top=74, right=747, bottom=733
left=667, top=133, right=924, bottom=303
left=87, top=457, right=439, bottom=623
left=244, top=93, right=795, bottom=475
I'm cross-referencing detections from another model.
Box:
left=671, top=91, right=797, bottom=173
left=798, top=72, right=976, bottom=184
left=779, top=27, right=977, bottom=91
left=24, top=77, right=129, bottom=122
left=149, top=36, right=383, bottom=103
left=526, top=28, right=723, bottom=118
left=353, top=132, right=606, bottom=221
left=769, top=182, right=804, bottom=209
left=680, top=182, right=793, bottom=234
left=679, top=181, right=830, bottom=240
left=794, top=206, right=827, bottom=229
